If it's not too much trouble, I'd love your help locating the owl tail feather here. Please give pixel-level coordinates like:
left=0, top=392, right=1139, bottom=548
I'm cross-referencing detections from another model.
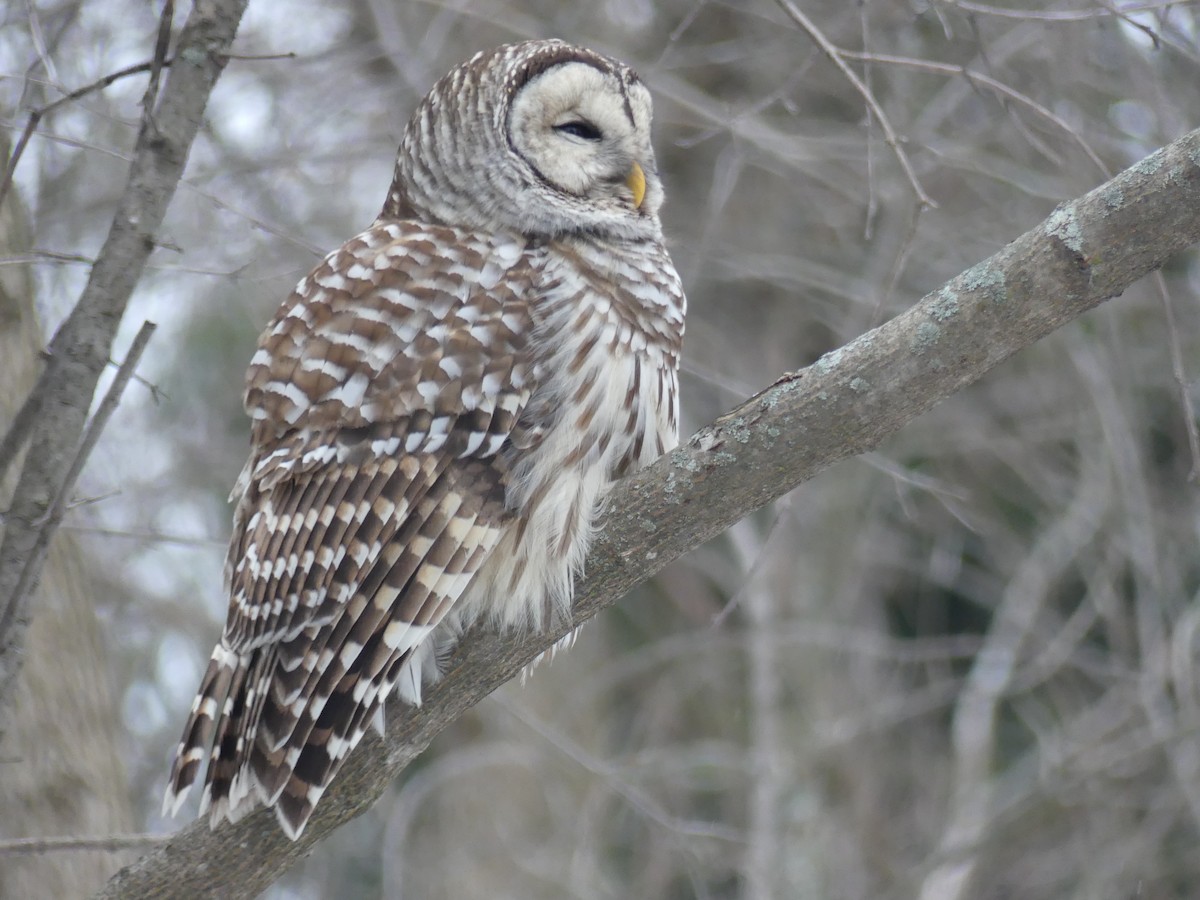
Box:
left=251, top=650, right=415, bottom=840
left=162, top=643, right=249, bottom=819
left=162, top=642, right=412, bottom=841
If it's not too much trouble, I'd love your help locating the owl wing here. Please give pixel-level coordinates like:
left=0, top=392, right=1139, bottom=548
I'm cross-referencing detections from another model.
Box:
left=164, top=220, right=539, bottom=838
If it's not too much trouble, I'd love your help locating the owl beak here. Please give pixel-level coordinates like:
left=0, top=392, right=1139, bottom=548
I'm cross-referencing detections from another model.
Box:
left=626, top=162, right=647, bottom=209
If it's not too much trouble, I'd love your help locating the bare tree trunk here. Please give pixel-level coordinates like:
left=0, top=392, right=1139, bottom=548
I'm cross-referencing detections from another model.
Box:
left=0, top=139, right=134, bottom=900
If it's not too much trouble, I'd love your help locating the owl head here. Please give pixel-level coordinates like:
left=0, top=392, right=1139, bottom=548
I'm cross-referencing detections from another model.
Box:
left=382, top=40, right=666, bottom=242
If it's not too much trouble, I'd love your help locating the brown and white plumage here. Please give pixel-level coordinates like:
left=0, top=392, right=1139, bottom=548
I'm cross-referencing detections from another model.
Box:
left=164, top=39, right=685, bottom=839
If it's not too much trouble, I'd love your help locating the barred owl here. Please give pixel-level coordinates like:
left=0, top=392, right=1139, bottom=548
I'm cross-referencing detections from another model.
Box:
left=163, top=39, right=685, bottom=839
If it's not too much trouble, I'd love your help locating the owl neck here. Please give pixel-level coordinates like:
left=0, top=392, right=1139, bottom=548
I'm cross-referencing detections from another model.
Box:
left=379, top=182, right=422, bottom=221
left=377, top=193, right=665, bottom=251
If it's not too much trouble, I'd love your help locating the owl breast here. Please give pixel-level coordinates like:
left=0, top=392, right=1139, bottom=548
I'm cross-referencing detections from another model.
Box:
left=449, top=234, right=685, bottom=636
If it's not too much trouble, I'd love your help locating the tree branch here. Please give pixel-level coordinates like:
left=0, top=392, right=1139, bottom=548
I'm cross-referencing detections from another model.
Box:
left=96, top=128, right=1200, bottom=899
left=0, top=834, right=169, bottom=857
left=775, top=0, right=936, bottom=208
left=0, top=0, right=250, bottom=725
left=0, top=321, right=156, bottom=630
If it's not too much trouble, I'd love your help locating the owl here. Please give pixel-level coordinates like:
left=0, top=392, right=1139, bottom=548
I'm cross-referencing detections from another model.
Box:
left=163, top=39, right=685, bottom=840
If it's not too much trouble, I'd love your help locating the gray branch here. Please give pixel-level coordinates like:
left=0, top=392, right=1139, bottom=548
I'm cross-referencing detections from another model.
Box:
left=4, top=321, right=157, bottom=632
left=95, top=129, right=1200, bottom=899
left=0, top=0, right=250, bottom=724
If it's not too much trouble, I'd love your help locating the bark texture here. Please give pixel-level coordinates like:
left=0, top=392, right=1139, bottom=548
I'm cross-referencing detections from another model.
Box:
left=0, top=138, right=134, bottom=900
left=0, top=0, right=250, bottom=725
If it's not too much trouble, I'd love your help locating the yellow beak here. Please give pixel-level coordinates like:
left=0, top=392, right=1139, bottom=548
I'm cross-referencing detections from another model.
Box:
left=626, top=162, right=646, bottom=209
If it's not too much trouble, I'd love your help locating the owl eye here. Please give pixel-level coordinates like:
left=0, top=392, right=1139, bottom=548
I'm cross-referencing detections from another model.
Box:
left=554, top=120, right=603, bottom=141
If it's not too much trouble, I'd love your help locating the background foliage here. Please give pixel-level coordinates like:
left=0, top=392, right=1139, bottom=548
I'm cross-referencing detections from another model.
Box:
left=4, top=1, right=1200, bottom=897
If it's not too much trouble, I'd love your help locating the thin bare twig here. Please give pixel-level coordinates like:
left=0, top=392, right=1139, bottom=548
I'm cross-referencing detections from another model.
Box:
left=23, top=2, right=62, bottom=93
left=59, top=524, right=223, bottom=548
left=0, top=377, right=49, bottom=494
left=838, top=50, right=1111, bottom=177
left=496, top=695, right=744, bottom=845
left=774, top=0, right=937, bottom=209
left=947, top=0, right=1186, bottom=26
left=0, top=833, right=169, bottom=857
left=0, top=41, right=297, bottom=206
left=733, top=520, right=784, bottom=900
left=872, top=199, right=925, bottom=326
left=1151, top=270, right=1200, bottom=480
left=918, top=446, right=1110, bottom=900
left=0, top=250, right=94, bottom=266
left=0, top=322, right=156, bottom=639
left=1, top=60, right=162, bottom=209
left=43, top=322, right=155, bottom=527
left=141, top=1, right=174, bottom=123
left=860, top=0, right=879, bottom=240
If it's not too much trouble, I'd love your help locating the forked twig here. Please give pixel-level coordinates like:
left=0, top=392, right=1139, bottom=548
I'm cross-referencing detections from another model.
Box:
left=1, top=60, right=163, bottom=208
left=0, top=322, right=156, bottom=647
left=838, top=50, right=1110, bottom=176
left=775, top=0, right=937, bottom=209
left=0, top=48, right=297, bottom=207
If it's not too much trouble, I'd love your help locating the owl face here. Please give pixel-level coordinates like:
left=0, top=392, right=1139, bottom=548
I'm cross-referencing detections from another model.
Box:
left=387, top=41, right=666, bottom=242
left=507, top=60, right=661, bottom=231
